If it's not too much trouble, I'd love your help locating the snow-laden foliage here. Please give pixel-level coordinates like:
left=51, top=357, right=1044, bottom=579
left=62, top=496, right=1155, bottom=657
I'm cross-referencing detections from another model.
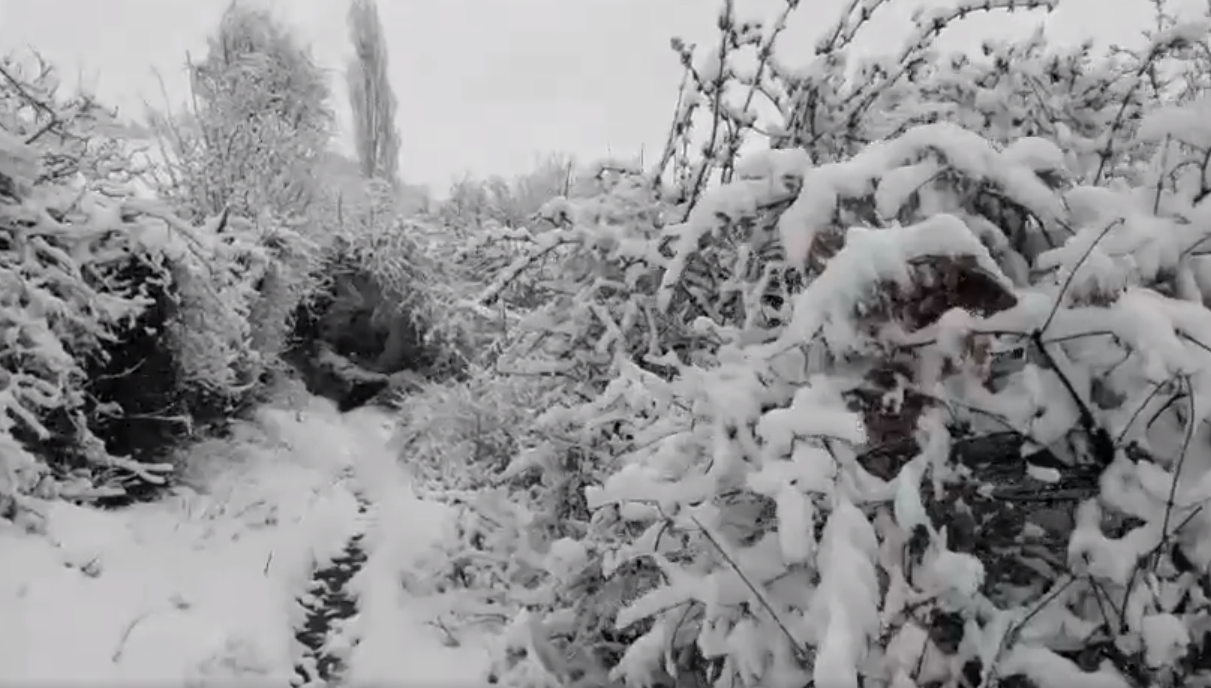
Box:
left=0, top=57, right=279, bottom=508
left=150, top=3, right=333, bottom=224
left=304, top=197, right=484, bottom=381
left=406, top=1, right=1211, bottom=687
left=12, top=0, right=1211, bottom=684
left=143, top=3, right=338, bottom=375
left=439, top=153, right=579, bottom=232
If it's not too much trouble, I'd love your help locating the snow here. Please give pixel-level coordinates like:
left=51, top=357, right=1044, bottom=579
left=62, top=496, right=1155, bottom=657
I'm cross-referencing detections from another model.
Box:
left=770, top=213, right=1011, bottom=355
left=340, top=408, right=492, bottom=686
left=14, top=4, right=1211, bottom=684
left=812, top=498, right=880, bottom=688
left=1141, top=612, right=1190, bottom=667
left=0, top=394, right=492, bottom=686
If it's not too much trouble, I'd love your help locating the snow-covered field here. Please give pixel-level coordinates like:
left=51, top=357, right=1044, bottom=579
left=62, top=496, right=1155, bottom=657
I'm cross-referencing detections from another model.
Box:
left=0, top=394, right=490, bottom=686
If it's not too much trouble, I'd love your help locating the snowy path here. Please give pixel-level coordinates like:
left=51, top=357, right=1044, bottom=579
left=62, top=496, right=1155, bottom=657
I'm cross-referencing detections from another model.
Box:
left=336, top=408, right=492, bottom=686
left=0, top=397, right=490, bottom=686
left=292, top=486, right=369, bottom=685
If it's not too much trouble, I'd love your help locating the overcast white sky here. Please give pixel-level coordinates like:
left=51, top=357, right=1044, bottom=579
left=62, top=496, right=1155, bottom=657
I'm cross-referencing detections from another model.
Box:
left=0, top=0, right=1201, bottom=192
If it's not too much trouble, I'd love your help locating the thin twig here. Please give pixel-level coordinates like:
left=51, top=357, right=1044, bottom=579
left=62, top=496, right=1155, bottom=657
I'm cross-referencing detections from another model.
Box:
left=112, top=611, right=154, bottom=663
left=1040, top=217, right=1124, bottom=335
left=686, top=512, right=809, bottom=665
left=1156, top=375, right=1196, bottom=563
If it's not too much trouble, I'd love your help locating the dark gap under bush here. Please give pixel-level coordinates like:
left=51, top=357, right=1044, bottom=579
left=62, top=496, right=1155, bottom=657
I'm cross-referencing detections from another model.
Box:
left=282, top=248, right=454, bottom=411
left=68, top=259, right=258, bottom=506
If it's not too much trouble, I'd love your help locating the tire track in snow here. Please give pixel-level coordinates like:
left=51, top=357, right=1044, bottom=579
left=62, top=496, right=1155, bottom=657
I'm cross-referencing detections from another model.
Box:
left=289, top=407, right=492, bottom=687
left=288, top=409, right=414, bottom=687
left=291, top=470, right=370, bottom=687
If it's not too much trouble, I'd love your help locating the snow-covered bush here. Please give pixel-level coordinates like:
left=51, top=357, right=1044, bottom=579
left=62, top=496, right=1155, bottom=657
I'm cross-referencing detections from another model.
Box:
left=395, top=372, right=563, bottom=489
left=418, top=1, right=1211, bottom=687
left=439, top=153, right=579, bottom=232
left=0, top=56, right=277, bottom=508
left=145, top=3, right=332, bottom=372
left=299, top=206, right=481, bottom=378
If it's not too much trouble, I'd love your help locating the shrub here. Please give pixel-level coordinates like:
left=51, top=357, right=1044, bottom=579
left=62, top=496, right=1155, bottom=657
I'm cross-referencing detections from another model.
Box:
left=145, top=1, right=333, bottom=373
left=421, top=2, right=1211, bottom=687
left=0, top=56, right=275, bottom=509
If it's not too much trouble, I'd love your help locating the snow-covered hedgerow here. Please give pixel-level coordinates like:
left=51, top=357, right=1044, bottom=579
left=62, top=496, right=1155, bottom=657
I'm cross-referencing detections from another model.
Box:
left=411, top=2, right=1211, bottom=687
left=290, top=179, right=491, bottom=388
left=0, top=58, right=282, bottom=509
left=145, top=2, right=335, bottom=376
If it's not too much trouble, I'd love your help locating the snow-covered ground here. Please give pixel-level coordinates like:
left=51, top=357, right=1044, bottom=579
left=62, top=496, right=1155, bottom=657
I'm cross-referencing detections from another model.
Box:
left=0, top=393, right=490, bottom=686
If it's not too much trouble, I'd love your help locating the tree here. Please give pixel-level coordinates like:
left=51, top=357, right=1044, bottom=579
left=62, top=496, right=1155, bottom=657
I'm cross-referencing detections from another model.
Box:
left=346, top=0, right=400, bottom=185
left=149, top=1, right=333, bottom=223
left=145, top=2, right=336, bottom=380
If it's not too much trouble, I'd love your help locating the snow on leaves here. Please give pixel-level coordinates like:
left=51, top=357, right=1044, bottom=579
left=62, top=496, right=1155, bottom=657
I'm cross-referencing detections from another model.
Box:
left=430, top=3, right=1211, bottom=688
left=0, top=60, right=287, bottom=505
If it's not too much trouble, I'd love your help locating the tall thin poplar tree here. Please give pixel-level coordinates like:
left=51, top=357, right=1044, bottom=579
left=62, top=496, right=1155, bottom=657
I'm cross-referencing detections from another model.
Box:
left=346, top=0, right=400, bottom=185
